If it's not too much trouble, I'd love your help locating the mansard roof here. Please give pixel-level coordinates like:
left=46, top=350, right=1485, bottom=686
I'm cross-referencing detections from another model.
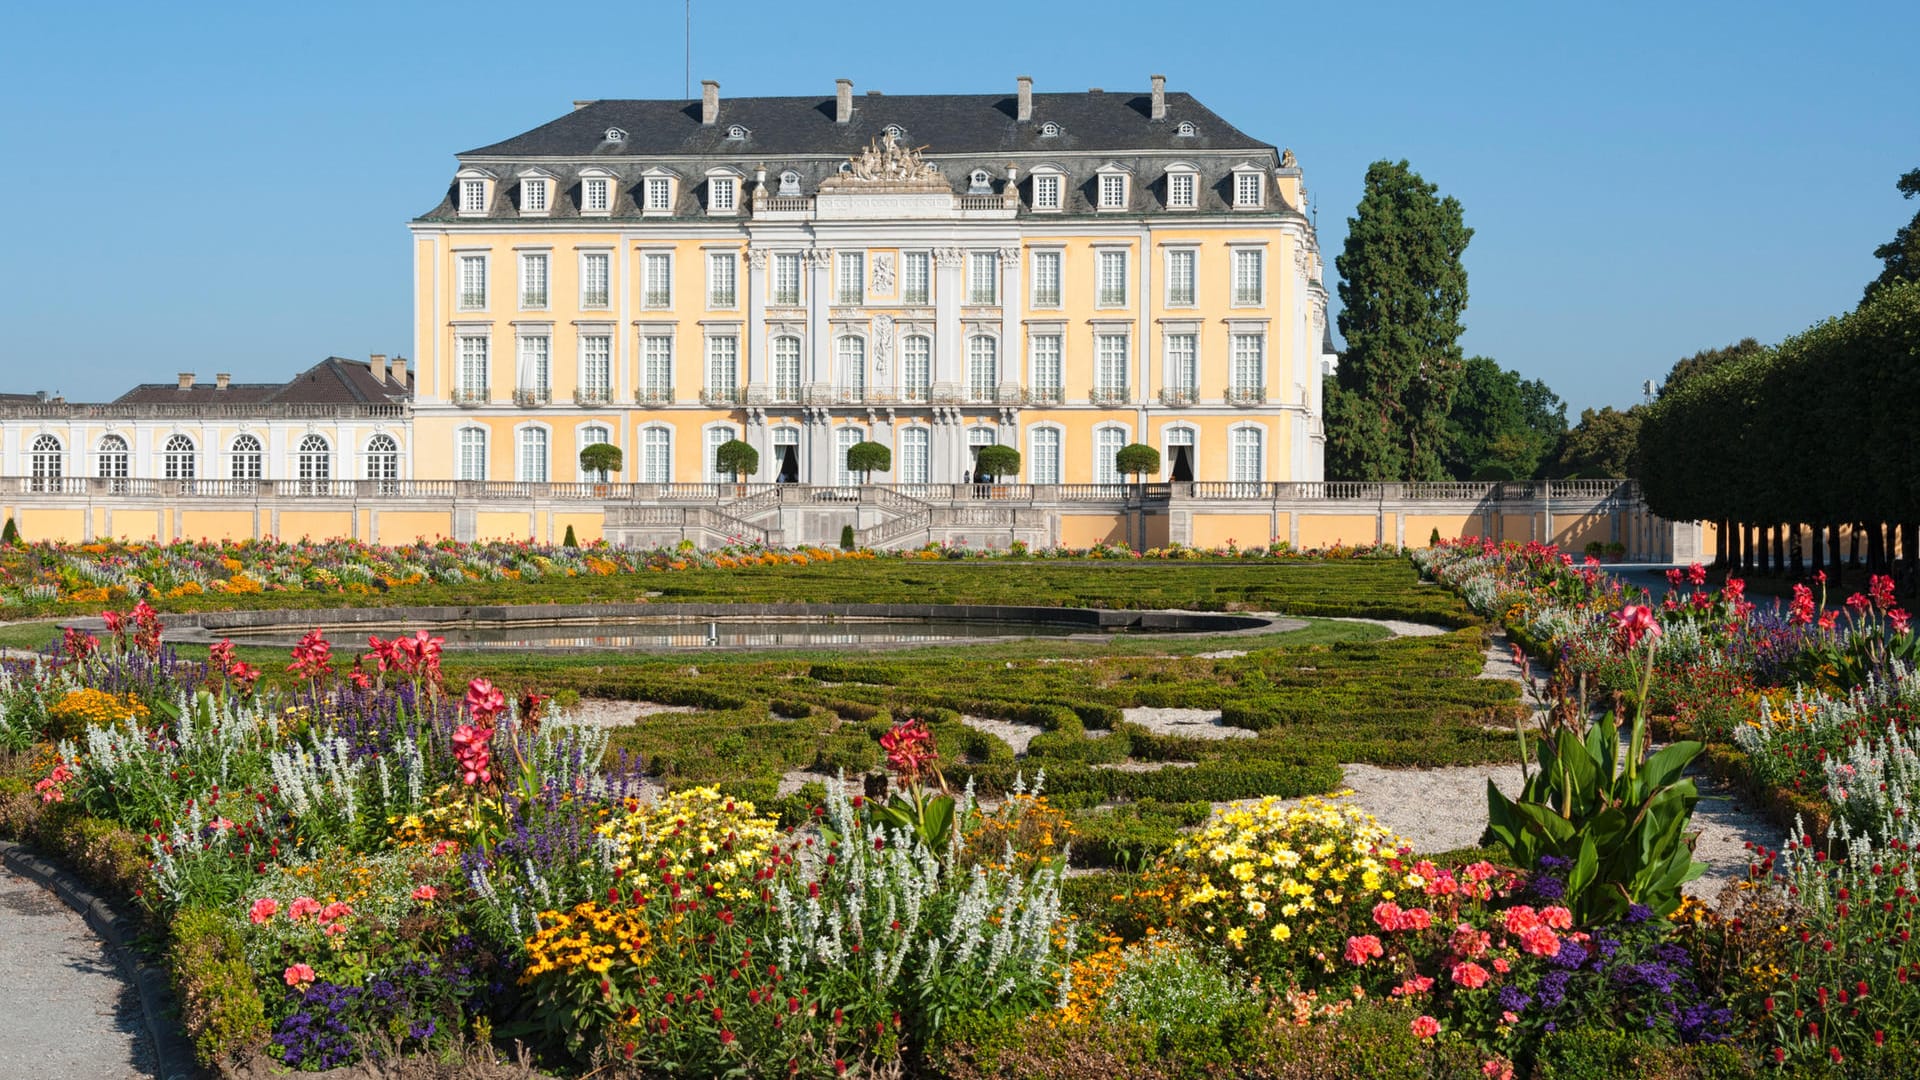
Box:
left=461, top=90, right=1272, bottom=160
left=111, top=358, right=409, bottom=407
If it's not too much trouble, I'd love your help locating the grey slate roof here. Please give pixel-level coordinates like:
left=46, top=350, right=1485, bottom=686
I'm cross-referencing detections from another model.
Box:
left=112, top=359, right=409, bottom=407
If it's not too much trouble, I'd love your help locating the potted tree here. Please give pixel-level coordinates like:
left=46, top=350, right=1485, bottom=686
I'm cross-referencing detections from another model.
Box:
left=578, top=442, right=624, bottom=496
left=846, top=440, right=891, bottom=485
left=973, top=444, right=1021, bottom=495
left=715, top=439, right=759, bottom=494
left=1115, top=443, right=1161, bottom=489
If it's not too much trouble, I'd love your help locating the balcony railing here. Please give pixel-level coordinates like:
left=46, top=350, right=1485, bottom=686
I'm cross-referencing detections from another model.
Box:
left=955, top=193, right=1003, bottom=210
left=513, top=387, right=552, bottom=407
left=898, top=386, right=931, bottom=404
left=573, top=388, right=611, bottom=407
left=1025, top=386, right=1063, bottom=405
left=643, top=291, right=672, bottom=308
left=1226, top=385, right=1267, bottom=406
left=708, top=291, right=736, bottom=308
left=450, top=388, right=489, bottom=407
left=700, top=388, right=742, bottom=406
left=635, top=388, right=674, bottom=406
left=1159, top=387, right=1196, bottom=407
left=1089, top=386, right=1130, bottom=407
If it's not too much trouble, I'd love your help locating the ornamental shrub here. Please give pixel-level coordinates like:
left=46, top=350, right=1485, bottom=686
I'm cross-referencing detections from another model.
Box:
left=973, top=444, right=1020, bottom=481
left=0, top=517, right=17, bottom=545
left=840, top=524, right=856, bottom=550
left=1114, top=443, right=1161, bottom=481
left=714, top=438, right=759, bottom=481
left=845, top=440, right=891, bottom=480
left=561, top=524, right=578, bottom=548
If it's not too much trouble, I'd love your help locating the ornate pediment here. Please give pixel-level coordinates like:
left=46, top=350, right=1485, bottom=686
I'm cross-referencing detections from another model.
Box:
left=820, top=133, right=949, bottom=192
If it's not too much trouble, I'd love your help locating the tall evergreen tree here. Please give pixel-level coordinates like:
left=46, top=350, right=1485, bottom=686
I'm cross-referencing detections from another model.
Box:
left=1864, top=167, right=1920, bottom=303
left=1327, top=160, right=1473, bottom=480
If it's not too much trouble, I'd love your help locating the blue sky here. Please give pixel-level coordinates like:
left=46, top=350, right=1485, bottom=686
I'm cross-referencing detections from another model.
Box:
left=2, top=1, right=1914, bottom=413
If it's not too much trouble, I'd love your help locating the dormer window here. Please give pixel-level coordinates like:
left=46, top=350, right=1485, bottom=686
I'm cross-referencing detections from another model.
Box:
left=1039, top=121, right=1062, bottom=137
left=706, top=170, right=740, bottom=215
left=641, top=170, right=677, bottom=215
left=1165, top=164, right=1199, bottom=210
left=1175, top=121, right=1198, bottom=137
left=1030, top=166, right=1065, bottom=212
left=605, top=127, right=627, bottom=142
left=1095, top=165, right=1131, bottom=211
left=520, top=175, right=551, bottom=216
left=456, top=169, right=493, bottom=217
left=883, top=124, right=906, bottom=140
left=727, top=124, right=749, bottom=140
left=1231, top=166, right=1266, bottom=209
left=579, top=169, right=614, bottom=216
left=778, top=170, right=802, bottom=196
left=967, top=169, right=993, bottom=195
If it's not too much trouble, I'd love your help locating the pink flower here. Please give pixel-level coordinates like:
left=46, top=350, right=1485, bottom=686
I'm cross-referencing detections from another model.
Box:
left=324, top=922, right=349, bottom=937
left=1411, top=1015, right=1441, bottom=1039
left=249, top=897, right=279, bottom=924
left=411, top=885, right=439, bottom=902
left=1688, top=562, right=1707, bottom=587
left=1371, top=901, right=1404, bottom=930
left=1492, top=957, right=1511, bottom=974
left=463, top=678, right=506, bottom=723
left=319, top=901, right=353, bottom=922
left=287, top=896, right=323, bottom=921
left=878, top=719, right=939, bottom=781
left=1540, top=905, right=1573, bottom=930
left=451, top=723, right=496, bottom=786
left=1612, top=604, right=1661, bottom=649
left=283, top=963, right=316, bottom=988
left=1483, top=1058, right=1514, bottom=1080
left=1789, top=584, right=1816, bottom=626
left=1450, top=961, right=1490, bottom=989
left=286, top=628, right=334, bottom=679
left=1344, top=934, right=1384, bottom=965
left=1391, top=975, right=1435, bottom=997
left=1398, top=906, right=1433, bottom=930
left=1893, top=609, right=1913, bottom=635
left=1519, top=925, right=1562, bottom=957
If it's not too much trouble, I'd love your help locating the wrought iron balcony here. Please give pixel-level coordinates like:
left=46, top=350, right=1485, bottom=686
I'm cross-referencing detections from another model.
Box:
left=573, top=388, right=611, bottom=407
left=513, top=387, right=552, bottom=408
left=700, top=387, right=742, bottom=406
left=1159, top=387, right=1196, bottom=407
left=1226, top=385, right=1267, bottom=406
left=1089, top=386, right=1131, bottom=407
left=634, top=388, right=674, bottom=406
left=450, top=388, right=489, bottom=407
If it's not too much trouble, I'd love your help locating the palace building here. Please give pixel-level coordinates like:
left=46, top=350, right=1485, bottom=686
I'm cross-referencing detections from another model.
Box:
left=407, top=76, right=1333, bottom=489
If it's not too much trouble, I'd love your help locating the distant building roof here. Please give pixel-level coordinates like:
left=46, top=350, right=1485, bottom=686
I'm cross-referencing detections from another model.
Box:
left=110, top=358, right=409, bottom=406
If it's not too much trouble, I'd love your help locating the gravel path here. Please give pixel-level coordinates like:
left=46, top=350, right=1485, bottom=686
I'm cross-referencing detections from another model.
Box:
left=0, top=865, right=155, bottom=1079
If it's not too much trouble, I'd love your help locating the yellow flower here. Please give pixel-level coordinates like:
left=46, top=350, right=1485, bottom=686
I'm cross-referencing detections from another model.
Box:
left=1226, top=926, right=1248, bottom=947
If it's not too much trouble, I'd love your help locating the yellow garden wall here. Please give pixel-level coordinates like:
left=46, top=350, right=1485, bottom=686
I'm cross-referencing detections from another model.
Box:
left=1296, top=514, right=1378, bottom=549
left=1191, top=513, right=1272, bottom=549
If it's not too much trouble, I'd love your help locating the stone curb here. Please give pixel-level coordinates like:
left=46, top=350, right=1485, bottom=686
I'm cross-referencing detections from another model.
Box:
left=0, top=839, right=202, bottom=1080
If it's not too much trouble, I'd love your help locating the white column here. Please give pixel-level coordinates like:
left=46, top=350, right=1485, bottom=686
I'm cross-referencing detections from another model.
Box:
left=998, top=245, right=1020, bottom=394
left=933, top=248, right=962, bottom=388
left=807, top=249, right=832, bottom=386
left=745, top=249, right=767, bottom=393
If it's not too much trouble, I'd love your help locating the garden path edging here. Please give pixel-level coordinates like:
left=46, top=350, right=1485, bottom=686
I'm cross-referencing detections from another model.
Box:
left=0, top=839, right=201, bottom=1080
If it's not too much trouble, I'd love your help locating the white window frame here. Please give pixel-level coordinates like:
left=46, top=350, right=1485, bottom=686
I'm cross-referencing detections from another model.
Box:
left=1096, top=167, right=1130, bottom=211
left=1166, top=168, right=1199, bottom=210
left=1230, top=424, right=1266, bottom=483
left=638, top=425, right=673, bottom=484
left=1096, top=249, right=1128, bottom=308
left=836, top=334, right=867, bottom=398
left=1030, top=249, right=1062, bottom=308
left=967, top=251, right=998, bottom=305
left=1231, top=247, right=1265, bottom=307
left=519, top=175, right=550, bottom=217
left=580, top=334, right=612, bottom=398
left=456, top=335, right=490, bottom=401
left=642, top=172, right=676, bottom=215
left=1029, top=333, right=1063, bottom=401
left=162, top=434, right=197, bottom=480
left=707, top=251, right=738, bottom=309
left=899, top=426, right=931, bottom=485
left=771, top=335, right=802, bottom=402
left=1164, top=246, right=1198, bottom=307
left=641, top=251, right=673, bottom=309
left=966, top=335, right=998, bottom=402
left=519, top=251, right=549, bottom=309
left=772, top=252, right=802, bottom=306
left=711, top=424, right=744, bottom=484
left=456, top=427, right=487, bottom=482
left=639, top=334, right=674, bottom=403
left=1165, top=331, right=1198, bottom=396
left=1028, top=425, right=1063, bottom=485
left=579, top=250, right=611, bottom=308
left=517, top=333, right=552, bottom=400
left=96, top=435, right=130, bottom=481
left=230, top=434, right=263, bottom=481
left=1232, top=167, right=1266, bottom=209
left=29, top=434, right=63, bottom=484
left=1095, top=332, right=1130, bottom=398
left=577, top=425, right=613, bottom=481
left=456, top=170, right=492, bottom=217
left=1231, top=332, right=1266, bottom=395
left=836, top=251, right=865, bottom=304
left=516, top=425, right=551, bottom=483
left=457, top=253, right=487, bottom=311
left=706, top=171, right=739, bottom=215
left=296, top=434, right=332, bottom=486
left=902, top=251, right=931, bottom=305
left=833, top=426, right=865, bottom=487
left=705, top=335, right=740, bottom=402
left=1092, top=425, right=1127, bottom=485
left=1030, top=169, right=1064, bottom=212
left=901, top=334, right=932, bottom=401
left=365, top=433, right=401, bottom=489
left=580, top=173, right=612, bottom=216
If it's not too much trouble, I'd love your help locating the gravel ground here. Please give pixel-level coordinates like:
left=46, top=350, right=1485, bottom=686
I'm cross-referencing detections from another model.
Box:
left=556, top=699, right=696, bottom=728
left=0, top=866, right=155, bottom=1080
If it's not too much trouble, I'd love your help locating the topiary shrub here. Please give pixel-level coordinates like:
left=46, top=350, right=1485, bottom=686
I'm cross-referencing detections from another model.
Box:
left=840, top=523, right=856, bottom=550
left=1114, top=443, right=1161, bottom=481
left=715, top=439, right=759, bottom=482
left=973, top=444, right=1020, bottom=482
left=578, top=441, right=623, bottom=480
left=561, top=523, right=578, bottom=548
left=0, top=517, right=17, bottom=546
left=845, top=440, right=891, bottom=482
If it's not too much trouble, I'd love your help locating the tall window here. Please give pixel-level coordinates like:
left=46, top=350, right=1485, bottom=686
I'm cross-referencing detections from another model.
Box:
left=231, top=434, right=263, bottom=481
left=968, top=428, right=997, bottom=480
left=1167, top=171, right=1197, bottom=209
left=163, top=434, right=196, bottom=480
left=837, top=251, right=865, bottom=304
left=459, top=178, right=487, bottom=214
left=902, top=335, right=931, bottom=401
left=710, top=427, right=740, bottom=484
left=518, top=335, right=551, bottom=399
left=1032, top=172, right=1063, bottom=211
left=1096, top=334, right=1129, bottom=398
left=458, top=336, right=489, bottom=400
left=640, top=427, right=672, bottom=484
left=521, top=178, right=549, bottom=213
left=1098, top=173, right=1126, bottom=209
left=902, top=251, right=930, bottom=304
left=643, top=252, right=672, bottom=307
left=582, top=177, right=610, bottom=214
left=966, top=337, right=997, bottom=402
left=1232, top=333, right=1265, bottom=395
left=1231, top=427, right=1264, bottom=483
left=967, top=252, right=998, bottom=305
left=458, top=255, right=487, bottom=309
left=1031, top=250, right=1061, bottom=307
left=1094, top=427, right=1125, bottom=485
left=457, top=428, right=487, bottom=482
left=834, top=427, right=863, bottom=486
left=578, top=426, right=612, bottom=481
left=644, top=176, right=672, bottom=212
left=1165, top=249, right=1196, bottom=306
left=1233, top=249, right=1264, bottom=305
left=1234, top=171, right=1265, bottom=208
left=773, top=252, right=801, bottom=305
left=837, top=336, right=866, bottom=398
left=900, top=427, right=930, bottom=485
left=1030, top=335, right=1063, bottom=401
left=1166, top=333, right=1198, bottom=396
left=520, top=252, right=548, bottom=308
left=581, top=335, right=611, bottom=399
left=581, top=252, right=610, bottom=307
left=707, top=252, right=736, bottom=308
left=708, top=176, right=737, bottom=212
left=641, top=336, right=673, bottom=403
left=297, top=435, right=331, bottom=489
left=366, top=434, right=399, bottom=492
left=29, top=434, right=62, bottom=489
left=1029, top=427, right=1062, bottom=485
left=772, top=336, right=802, bottom=402
left=518, top=427, right=549, bottom=483
left=1097, top=250, right=1128, bottom=306
left=705, top=336, right=739, bottom=401
left=97, top=436, right=129, bottom=485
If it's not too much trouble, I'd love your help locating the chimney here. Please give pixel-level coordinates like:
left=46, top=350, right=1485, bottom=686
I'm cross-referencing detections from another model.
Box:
left=215, top=372, right=231, bottom=391
left=370, top=353, right=388, bottom=383
left=1016, top=75, right=1033, bottom=123
left=1150, top=74, right=1167, bottom=120
left=177, top=372, right=194, bottom=390
left=835, top=78, right=853, bottom=124
left=394, top=357, right=411, bottom=388
left=701, top=80, right=720, bottom=125
left=572, top=99, right=596, bottom=111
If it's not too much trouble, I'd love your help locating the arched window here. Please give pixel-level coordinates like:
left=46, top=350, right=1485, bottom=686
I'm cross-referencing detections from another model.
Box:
left=230, top=434, right=263, bottom=482
left=902, top=335, right=931, bottom=402
left=29, top=434, right=62, bottom=490
left=708, top=425, right=739, bottom=484
left=578, top=426, right=612, bottom=481
left=834, top=426, right=865, bottom=487
left=966, top=337, right=998, bottom=402
left=778, top=170, right=802, bottom=196
left=97, top=436, right=129, bottom=486
left=518, top=427, right=550, bottom=483
left=640, top=426, right=672, bottom=484
left=1094, top=427, right=1126, bottom=486
left=1029, top=427, right=1062, bottom=485
left=772, top=336, right=802, bottom=403
left=899, top=427, right=930, bottom=486
left=966, top=427, right=997, bottom=483
left=771, top=425, right=800, bottom=484
left=297, top=434, right=331, bottom=492
left=837, top=336, right=866, bottom=400
left=163, top=434, right=196, bottom=481
left=1230, top=427, right=1265, bottom=486
left=1165, top=426, right=1197, bottom=483
left=457, top=428, right=488, bottom=482
left=366, top=433, right=400, bottom=492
